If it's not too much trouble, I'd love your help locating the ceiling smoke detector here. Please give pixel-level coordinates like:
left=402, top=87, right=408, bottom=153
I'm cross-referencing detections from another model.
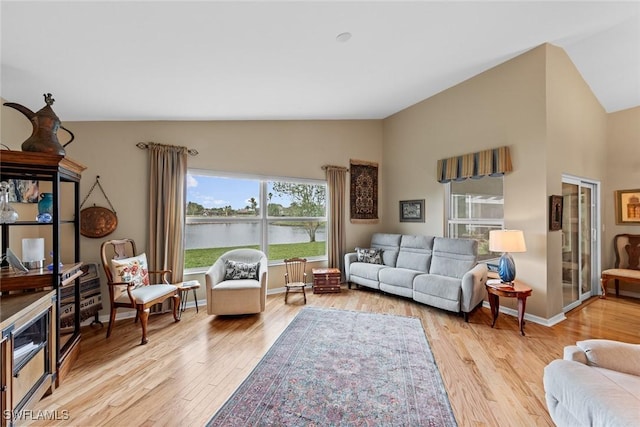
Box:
left=336, top=32, right=352, bottom=43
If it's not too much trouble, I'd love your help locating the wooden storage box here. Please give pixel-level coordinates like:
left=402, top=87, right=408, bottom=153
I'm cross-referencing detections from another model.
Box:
left=312, top=268, right=342, bottom=294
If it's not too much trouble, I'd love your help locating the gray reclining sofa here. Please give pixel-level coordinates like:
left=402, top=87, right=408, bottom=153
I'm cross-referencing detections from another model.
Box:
left=344, top=233, right=488, bottom=321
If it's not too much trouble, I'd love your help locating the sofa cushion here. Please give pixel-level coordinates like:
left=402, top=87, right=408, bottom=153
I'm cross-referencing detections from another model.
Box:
left=379, top=267, right=422, bottom=290
left=355, top=247, right=383, bottom=264
left=413, top=274, right=461, bottom=301
left=577, top=339, right=640, bottom=376
left=349, top=262, right=387, bottom=281
left=430, top=237, right=477, bottom=279
left=371, top=233, right=401, bottom=266
left=395, top=235, right=434, bottom=271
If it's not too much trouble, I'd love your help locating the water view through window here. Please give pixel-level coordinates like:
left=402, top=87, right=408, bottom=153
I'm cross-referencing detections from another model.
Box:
left=185, top=173, right=327, bottom=270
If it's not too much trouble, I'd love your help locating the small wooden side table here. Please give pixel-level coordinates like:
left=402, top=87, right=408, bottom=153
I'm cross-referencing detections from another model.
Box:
left=312, top=268, right=341, bottom=294
left=175, top=280, right=201, bottom=318
left=486, top=278, right=532, bottom=336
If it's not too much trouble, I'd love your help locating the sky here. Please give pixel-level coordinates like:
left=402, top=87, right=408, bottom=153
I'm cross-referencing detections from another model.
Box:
left=186, top=174, right=289, bottom=209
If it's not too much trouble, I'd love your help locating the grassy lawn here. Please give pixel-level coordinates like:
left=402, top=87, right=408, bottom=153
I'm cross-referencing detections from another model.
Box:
left=184, top=241, right=326, bottom=269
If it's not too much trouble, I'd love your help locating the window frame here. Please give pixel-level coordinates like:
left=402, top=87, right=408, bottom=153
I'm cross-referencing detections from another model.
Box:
left=185, top=169, right=328, bottom=272
left=445, top=177, right=504, bottom=262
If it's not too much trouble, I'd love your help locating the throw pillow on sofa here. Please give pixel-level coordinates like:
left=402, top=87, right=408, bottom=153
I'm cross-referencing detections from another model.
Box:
left=355, top=247, right=383, bottom=264
left=224, top=259, right=260, bottom=280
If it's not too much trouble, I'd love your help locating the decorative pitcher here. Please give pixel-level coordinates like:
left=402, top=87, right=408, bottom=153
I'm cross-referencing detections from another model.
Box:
left=3, top=93, right=74, bottom=156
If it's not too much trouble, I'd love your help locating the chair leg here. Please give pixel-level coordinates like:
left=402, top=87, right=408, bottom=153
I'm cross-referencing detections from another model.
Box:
left=172, top=294, right=181, bottom=322
left=139, top=307, right=150, bottom=345
left=284, top=287, right=289, bottom=303
left=303, top=287, right=307, bottom=304
left=106, top=307, right=117, bottom=338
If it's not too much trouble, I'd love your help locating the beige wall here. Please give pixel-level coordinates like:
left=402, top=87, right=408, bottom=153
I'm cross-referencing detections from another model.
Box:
left=1, top=109, right=383, bottom=309
left=383, top=45, right=550, bottom=318
left=545, top=44, right=608, bottom=316
left=604, top=106, right=640, bottom=295
left=2, top=42, right=638, bottom=322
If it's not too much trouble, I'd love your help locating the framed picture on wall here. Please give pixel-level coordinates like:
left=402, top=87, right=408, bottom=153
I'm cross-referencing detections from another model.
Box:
left=549, top=195, right=563, bottom=231
left=615, top=189, right=640, bottom=224
left=8, top=179, right=39, bottom=203
left=399, top=199, right=425, bottom=222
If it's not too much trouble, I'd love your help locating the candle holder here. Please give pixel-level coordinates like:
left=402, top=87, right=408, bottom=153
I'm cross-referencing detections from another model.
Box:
left=22, top=238, right=45, bottom=270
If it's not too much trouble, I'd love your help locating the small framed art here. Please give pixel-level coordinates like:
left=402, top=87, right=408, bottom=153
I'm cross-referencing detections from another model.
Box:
left=615, top=189, right=640, bottom=225
left=399, top=199, right=425, bottom=222
left=549, top=195, right=563, bottom=231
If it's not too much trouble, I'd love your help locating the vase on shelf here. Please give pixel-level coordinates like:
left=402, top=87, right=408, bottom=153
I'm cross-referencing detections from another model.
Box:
left=37, top=192, right=53, bottom=223
left=0, top=181, right=19, bottom=224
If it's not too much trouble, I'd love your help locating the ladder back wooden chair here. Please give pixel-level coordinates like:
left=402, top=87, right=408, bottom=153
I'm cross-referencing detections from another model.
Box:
left=100, top=238, right=180, bottom=345
left=284, top=257, right=307, bottom=304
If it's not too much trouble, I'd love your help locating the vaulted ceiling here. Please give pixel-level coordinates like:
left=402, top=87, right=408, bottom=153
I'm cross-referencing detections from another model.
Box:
left=2, top=1, right=638, bottom=121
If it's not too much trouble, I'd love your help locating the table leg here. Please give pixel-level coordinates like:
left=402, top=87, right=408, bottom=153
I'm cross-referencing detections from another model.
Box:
left=488, top=292, right=499, bottom=327
left=599, top=277, right=607, bottom=299
left=193, top=289, right=199, bottom=313
left=180, top=291, right=187, bottom=312
left=517, top=296, right=527, bottom=336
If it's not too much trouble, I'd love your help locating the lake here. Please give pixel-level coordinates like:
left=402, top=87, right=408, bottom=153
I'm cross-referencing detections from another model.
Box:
left=185, top=222, right=326, bottom=249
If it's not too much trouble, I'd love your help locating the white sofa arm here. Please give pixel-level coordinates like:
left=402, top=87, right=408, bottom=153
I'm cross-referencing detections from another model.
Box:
left=574, top=339, right=640, bottom=376
left=460, top=263, right=488, bottom=313
left=344, top=252, right=357, bottom=282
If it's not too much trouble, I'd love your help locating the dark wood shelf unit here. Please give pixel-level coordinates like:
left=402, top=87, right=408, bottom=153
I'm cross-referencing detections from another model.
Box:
left=0, top=151, right=86, bottom=386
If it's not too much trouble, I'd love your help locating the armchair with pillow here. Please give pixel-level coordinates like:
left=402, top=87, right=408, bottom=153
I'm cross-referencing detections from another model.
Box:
left=100, top=238, right=180, bottom=345
left=205, top=248, right=268, bottom=315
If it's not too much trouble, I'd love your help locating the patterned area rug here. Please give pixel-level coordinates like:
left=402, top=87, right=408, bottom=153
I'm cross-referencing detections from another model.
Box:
left=207, top=307, right=457, bottom=427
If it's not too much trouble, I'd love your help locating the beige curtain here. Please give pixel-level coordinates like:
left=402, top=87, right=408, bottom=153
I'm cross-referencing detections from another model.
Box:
left=324, top=165, right=348, bottom=275
left=146, top=142, right=188, bottom=284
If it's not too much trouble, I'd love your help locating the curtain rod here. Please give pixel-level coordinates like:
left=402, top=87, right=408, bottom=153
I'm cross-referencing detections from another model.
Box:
left=136, top=142, right=199, bottom=156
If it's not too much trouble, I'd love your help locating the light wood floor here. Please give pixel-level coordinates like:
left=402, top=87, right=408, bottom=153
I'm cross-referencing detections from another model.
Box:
left=30, top=287, right=640, bottom=427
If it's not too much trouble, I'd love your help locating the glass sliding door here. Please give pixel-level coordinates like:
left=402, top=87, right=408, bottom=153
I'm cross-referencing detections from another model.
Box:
left=561, top=176, right=599, bottom=311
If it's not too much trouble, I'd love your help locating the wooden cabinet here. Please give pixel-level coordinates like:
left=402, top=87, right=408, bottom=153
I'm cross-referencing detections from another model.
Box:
left=0, top=151, right=85, bottom=389
left=1, top=290, right=56, bottom=427
left=312, top=268, right=342, bottom=294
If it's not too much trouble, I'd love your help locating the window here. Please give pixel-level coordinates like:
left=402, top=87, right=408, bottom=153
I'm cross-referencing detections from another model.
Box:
left=185, top=171, right=327, bottom=271
left=446, top=176, right=503, bottom=261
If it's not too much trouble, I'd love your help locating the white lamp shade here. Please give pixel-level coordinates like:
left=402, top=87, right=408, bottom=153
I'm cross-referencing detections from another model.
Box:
left=489, top=230, right=526, bottom=253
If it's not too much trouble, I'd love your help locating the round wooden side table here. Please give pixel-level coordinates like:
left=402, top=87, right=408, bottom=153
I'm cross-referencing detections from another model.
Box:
left=486, top=278, right=532, bottom=336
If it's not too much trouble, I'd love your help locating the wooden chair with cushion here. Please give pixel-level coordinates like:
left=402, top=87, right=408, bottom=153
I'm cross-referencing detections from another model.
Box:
left=600, top=233, right=640, bottom=298
left=284, top=257, right=307, bottom=304
left=100, top=238, right=180, bottom=345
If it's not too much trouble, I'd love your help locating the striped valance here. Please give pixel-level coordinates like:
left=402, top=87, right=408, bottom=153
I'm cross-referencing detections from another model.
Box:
left=437, top=146, right=513, bottom=183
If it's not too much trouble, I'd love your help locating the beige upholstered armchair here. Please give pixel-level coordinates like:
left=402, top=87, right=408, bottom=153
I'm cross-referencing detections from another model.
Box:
left=205, top=249, right=268, bottom=315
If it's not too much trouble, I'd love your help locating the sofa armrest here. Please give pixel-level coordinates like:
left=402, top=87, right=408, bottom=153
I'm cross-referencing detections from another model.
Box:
left=344, top=252, right=357, bottom=282
left=563, top=345, right=588, bottom=364
left=576, top=339, right=640, bottom=376
left=460, top=263, right=488, bottom=312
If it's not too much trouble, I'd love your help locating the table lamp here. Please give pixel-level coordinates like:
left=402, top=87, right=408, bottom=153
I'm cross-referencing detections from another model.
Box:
left=489, top=230, right=526, bottom=283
